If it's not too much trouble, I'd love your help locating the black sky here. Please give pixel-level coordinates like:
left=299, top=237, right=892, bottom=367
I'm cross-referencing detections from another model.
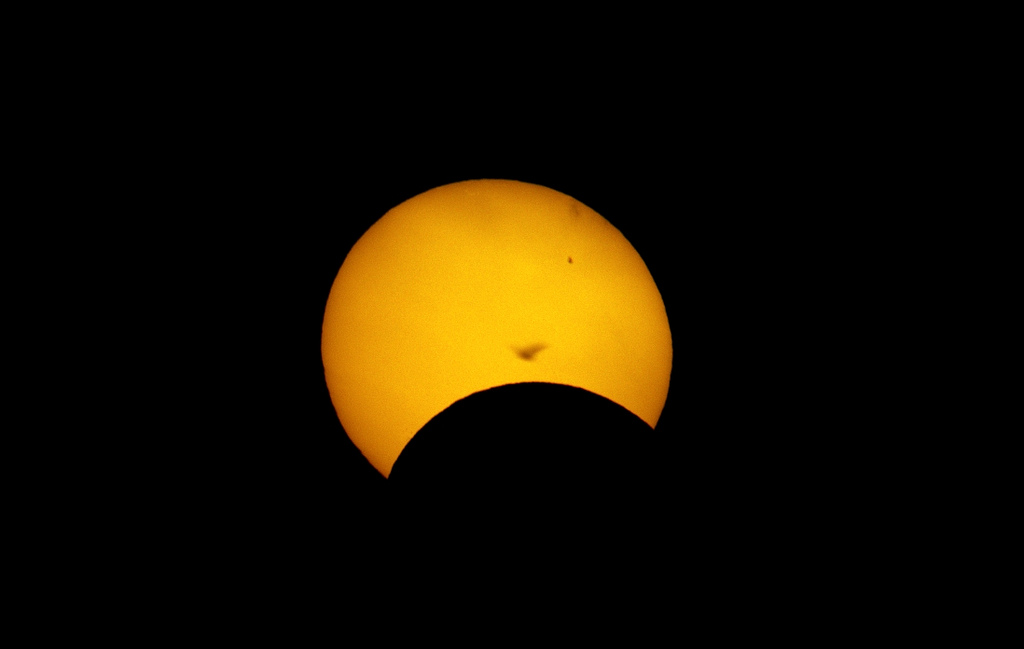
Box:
left=122, top=68, right=898, bottom=603
left=44, top=15, right=942, bottom=630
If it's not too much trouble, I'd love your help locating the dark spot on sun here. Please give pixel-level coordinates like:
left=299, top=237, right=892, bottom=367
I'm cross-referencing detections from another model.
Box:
left=568, top=256, right=573, bottom=264
left=511, top=343, right=548, bottom=361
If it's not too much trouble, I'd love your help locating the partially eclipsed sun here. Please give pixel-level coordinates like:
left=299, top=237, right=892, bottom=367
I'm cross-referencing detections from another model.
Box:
left=322, top=179, right=672, bottom=477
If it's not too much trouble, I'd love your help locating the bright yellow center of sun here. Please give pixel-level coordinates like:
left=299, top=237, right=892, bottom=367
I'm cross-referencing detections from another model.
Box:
left=322, top=179, right=672, bottom=477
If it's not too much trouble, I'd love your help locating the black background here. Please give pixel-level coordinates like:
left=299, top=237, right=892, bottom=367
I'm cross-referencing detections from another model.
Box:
left=142, top=89, right=870, bottom=522
left=32, top=11, right=959, bottom=635
left=161, top=114, right=870, bottom=555
left=79, top=37, right=912, bottom=622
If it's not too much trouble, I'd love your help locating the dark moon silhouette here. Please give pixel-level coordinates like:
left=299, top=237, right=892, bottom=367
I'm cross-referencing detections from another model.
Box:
left=388, top=382, right=671, bottom=534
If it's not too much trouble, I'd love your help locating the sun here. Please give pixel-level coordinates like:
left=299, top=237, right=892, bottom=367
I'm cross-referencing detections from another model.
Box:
left=322, top=179, right=672, bottom=477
